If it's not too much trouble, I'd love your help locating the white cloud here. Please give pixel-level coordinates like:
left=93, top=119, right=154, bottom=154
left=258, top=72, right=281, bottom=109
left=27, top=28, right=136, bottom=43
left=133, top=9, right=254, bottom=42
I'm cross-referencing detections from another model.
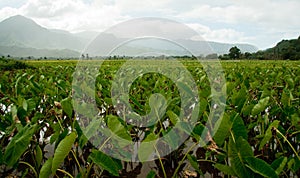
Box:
left=0, top=7, right=20, bottom=21
left=188, top=23, right=252, bottom=44
left=178, top=0, right=300, bottom=29
left=21, top=0, right=84, bottom=18
left=18, top=0, right=127, bottom=32
left=178, top=4, right=257, bottom=24
left=114, top=0, right=173, bottom=15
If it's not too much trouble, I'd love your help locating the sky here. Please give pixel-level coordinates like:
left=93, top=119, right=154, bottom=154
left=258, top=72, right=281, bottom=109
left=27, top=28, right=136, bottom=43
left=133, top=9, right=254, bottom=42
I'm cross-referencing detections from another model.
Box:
left=0, top=0, right=299, bottom=49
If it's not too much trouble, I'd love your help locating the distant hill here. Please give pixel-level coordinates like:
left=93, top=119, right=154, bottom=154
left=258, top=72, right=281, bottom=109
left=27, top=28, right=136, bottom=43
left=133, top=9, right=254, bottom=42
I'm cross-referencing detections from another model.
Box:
left=0, top=15, right=85, bottom=51
left=0, top=45, right=80, bottom=58
left=85, top=32, right=258, bottom=56
left=0, top=15, right=258, bottom=58
left=260, top=36, right=300, bottom=60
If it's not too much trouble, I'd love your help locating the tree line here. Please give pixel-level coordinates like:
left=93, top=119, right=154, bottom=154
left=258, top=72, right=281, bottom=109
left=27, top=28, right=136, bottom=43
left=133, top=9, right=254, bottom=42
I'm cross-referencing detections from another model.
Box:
left=219, top=36, right=300, bottom=60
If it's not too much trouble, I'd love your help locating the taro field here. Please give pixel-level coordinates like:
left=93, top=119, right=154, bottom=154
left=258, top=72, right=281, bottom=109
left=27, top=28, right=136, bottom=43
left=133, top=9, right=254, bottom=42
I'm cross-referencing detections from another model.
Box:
left=0, top=59, right=299, bottom=177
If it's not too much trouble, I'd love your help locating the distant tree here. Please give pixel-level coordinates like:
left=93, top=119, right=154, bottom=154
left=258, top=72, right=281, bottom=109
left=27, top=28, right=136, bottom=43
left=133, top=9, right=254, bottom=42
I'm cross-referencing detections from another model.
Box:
left=244, top=52, right=252, bottom=59
left=219, top=54, right=230, bottom=60
left=229, top=46, right=241, bottom=59
left=255, top=51, right=265, bottom=60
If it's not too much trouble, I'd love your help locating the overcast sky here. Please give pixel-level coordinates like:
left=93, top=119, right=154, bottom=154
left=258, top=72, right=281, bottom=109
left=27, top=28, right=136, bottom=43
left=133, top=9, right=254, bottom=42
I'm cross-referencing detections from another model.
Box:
left=0, top=0, right=299, bottom=49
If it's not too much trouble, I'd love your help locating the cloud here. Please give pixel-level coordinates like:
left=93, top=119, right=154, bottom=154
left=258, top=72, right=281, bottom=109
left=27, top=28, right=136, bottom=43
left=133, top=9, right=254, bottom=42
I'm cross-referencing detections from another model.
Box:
left=18, top=0, right=128, bottom=32
left=177, top=0, right=300, bottom=29
left=187, top=23, right=252, bottom=44
left=0, top=7, right=20, bottom=21
left=21, top=0, right=85, bottom=18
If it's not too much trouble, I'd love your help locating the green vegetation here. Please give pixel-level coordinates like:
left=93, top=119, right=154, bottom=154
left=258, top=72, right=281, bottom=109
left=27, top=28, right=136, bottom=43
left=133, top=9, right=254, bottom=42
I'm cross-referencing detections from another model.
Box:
left=0, top=57, right=34, bottom=70
left=262, top=36, right=300, bottom=60
left=220, top=36, right=300, bottom=60
left=0, top=59, right=299, bottom=177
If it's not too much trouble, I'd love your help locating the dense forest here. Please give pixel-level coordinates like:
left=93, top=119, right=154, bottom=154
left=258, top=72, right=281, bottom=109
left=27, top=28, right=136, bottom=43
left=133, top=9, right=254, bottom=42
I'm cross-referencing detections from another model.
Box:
left=219, top=36, right=300, bottom=60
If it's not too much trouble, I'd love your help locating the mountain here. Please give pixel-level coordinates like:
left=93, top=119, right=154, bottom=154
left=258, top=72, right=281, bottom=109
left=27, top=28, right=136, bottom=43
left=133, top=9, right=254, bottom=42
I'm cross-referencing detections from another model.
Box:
left=85, top=32, right=257, bottom=56
left=0, top=15, right=84, bottom=51
left=74, top=31, right=99, bottom=41
left=0, top=15, right=258, bottom=58
left=0, top=45, right=80, bottom=58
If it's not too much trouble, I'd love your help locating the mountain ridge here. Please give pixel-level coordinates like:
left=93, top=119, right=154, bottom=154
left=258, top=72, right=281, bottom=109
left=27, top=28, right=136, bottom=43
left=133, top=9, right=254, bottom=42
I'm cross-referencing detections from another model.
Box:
left=0, top=15, right=258, bottom=58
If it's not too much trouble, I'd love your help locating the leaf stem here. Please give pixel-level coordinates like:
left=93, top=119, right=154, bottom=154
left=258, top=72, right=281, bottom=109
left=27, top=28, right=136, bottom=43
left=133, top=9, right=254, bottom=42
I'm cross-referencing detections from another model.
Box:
left=99, top=136, right=111, bottom=151
left=55, top=115, right=64, bottom=131
left=172, top=142, right=198, bottom=178
left=71, top=149, right=82, bottom=173
left=57, top=168, right=74, bottom=178
left=154, top=145, right=167, bottom=178
left=19, top=161, right=38, bottom=178
left=275, top=128, right=300, bottom=160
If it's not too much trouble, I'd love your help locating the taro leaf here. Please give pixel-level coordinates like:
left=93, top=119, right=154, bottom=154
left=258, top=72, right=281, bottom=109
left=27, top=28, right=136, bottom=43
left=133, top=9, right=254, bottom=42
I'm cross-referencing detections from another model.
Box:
left=231, top=113, right=248, bottom=140
left=35, top=145, right=43, bottom=168
left=241, top=103, right=254, bottom=116
left=107, top=115, right=131, bottom=141
left=271, top=157, right=288, bottom=175
left=291, top=114, right=300, bottom=130
left=17, top=106, right=28, bottom=125
left=162, top=129, right=180, bottom=150
left=50, top=123, right=61, bottom=144
left=287, top=158, right=294, bottom=170
left=4, top=124, right=37, bottom=167
left=245, top=157, right=278, bottom=178
left=167, top=110, right=179, bottom=125
left=138, top=133, right=157, bottom=162
left=26, top=98, right=36, bottom=113
left=83, top=118, right=101, bottom=140
left=285, top=77, right=294, bottom=89
left=15, top=75, right=23, bottom=96
left=74, top=120, right=88, bottom=148
left=231, top=85, right=247, bottom=111
left=293, top=158, right=300, bottom=173
left=251, top=96, right=270, bottom=115
left=187, top=154, right=203, bottom=175
left=228, top=136, right=253, bottom=177
left=236, top=136, right=253, bottom=158
left=22, top=99, right=28, bottom=111
left=39, top=158, right=53, bottom=178
left=280, top=89, right=290, bottom=108
left=199, top=97, right=208, bottom=115
left=259, top=120, right=280, bottom=150
left=192, top=123, right=206, bottom=142
left=89, top=149, right=122, bottom=176
left=146, top=170, right=156, bottom=178
left=214, top=113, right=231, bottom=145
left=54, top=129, right=69, bottom=149
left=51, top=132, right=76, bottom=174
left=177, top=81, right=194, bottom=98
left=214, top=163, right=237, bottom=176
left=61, top=97, right=73, bottom=118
